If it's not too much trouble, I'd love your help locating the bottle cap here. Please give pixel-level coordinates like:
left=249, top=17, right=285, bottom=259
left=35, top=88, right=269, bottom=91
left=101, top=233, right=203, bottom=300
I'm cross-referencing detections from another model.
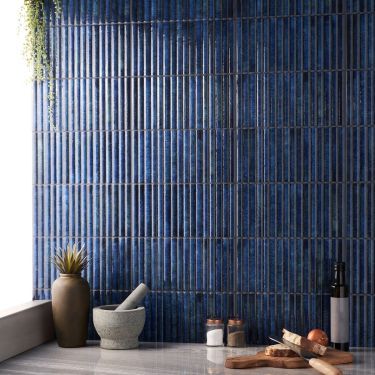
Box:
left=207, top=318, right=223, bottom=324
left=334, top=262, right=345, bottom=270
left=228, top=318, right=244, bottom=325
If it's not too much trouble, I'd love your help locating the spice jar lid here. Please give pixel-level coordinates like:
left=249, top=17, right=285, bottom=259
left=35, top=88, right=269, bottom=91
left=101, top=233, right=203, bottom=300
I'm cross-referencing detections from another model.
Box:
left=207, top=318, right=223, bottom=324
left=228, top=318, right=244, bottom=325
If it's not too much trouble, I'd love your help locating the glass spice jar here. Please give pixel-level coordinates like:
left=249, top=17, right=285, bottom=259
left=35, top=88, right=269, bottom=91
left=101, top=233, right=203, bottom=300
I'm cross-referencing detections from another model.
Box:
left=227, top=318, right=246, bottom=347
left=206, top=318, right=224, bottom=347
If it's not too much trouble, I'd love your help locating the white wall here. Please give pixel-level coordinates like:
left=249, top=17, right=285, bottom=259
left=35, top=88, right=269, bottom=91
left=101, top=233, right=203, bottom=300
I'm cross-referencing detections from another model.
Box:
left=0, top=1, right=33, bottom=309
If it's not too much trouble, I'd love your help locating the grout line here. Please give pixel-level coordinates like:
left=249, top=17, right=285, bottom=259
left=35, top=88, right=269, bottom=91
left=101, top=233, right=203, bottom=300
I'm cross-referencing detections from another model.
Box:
left=210, top=12, right=216, bottom=318
left=45, top=11, right=375, bottom=29
left=341, top=0, right=348, bottom=262
left=34, top=68, right=375, bottom=83
left=34, top=288, right=351, bottom=296
left=32, top=124, right=375, bottom=133
left=232, top=0, right=238, bottom=318
left=34, top=235, right=375, bottom=240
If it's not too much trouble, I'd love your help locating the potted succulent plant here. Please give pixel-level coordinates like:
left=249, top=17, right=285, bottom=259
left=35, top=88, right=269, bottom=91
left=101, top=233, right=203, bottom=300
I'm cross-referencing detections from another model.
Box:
left=51, top=243, right=90, bottom=347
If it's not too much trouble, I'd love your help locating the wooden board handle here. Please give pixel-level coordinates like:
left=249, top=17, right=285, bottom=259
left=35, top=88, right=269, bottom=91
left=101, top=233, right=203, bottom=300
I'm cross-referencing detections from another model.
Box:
left=309, top=358, right=343, bottom=375
left=225, top=357, right=270, bottom=369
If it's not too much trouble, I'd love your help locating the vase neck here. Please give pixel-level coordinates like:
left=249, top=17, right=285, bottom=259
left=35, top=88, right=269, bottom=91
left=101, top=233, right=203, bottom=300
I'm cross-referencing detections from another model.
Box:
left=60, top=273, right=81, bottom=278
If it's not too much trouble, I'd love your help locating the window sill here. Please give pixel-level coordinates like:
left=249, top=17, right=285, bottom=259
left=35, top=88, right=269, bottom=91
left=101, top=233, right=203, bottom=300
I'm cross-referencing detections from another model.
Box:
left=0, top=300, right=54, bottom=362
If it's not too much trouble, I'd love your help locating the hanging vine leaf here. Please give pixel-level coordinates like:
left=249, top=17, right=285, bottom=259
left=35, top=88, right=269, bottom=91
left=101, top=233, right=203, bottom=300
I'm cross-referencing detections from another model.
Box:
left=23, top=0, right=61, bottom=128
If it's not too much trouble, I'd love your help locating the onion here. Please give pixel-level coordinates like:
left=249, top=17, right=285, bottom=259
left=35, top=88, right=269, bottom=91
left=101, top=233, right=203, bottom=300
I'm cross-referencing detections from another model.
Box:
left=307, top=329, right=329, bottom=346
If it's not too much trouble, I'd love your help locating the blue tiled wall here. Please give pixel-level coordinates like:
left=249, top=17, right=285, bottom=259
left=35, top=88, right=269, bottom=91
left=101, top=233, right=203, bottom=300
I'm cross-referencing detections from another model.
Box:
left=33, top=0, right=375, bottom=346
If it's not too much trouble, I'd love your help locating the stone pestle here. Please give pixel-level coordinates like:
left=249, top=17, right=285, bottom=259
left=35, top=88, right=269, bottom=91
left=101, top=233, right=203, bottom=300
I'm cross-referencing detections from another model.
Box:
left=115, top=283, right=149, bottom=311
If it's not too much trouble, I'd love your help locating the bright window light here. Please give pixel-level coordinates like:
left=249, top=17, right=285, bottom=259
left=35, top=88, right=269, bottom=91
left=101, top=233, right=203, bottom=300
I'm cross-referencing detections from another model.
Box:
left=0, top=0, right=32, bottom=310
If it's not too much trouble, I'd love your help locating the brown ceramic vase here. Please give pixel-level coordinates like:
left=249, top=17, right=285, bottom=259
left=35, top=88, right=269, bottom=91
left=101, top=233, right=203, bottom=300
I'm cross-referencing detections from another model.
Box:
left=52, top=273, right=90, bottom=347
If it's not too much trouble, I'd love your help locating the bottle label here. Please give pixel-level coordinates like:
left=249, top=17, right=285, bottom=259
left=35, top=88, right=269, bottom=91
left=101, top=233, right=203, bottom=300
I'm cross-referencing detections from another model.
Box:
left=330, top=297, right=349, bottom=343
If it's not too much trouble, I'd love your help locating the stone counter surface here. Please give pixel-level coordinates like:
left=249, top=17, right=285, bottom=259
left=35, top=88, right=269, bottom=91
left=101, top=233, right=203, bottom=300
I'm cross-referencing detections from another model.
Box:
left=0, top=342, right=374, bottom=374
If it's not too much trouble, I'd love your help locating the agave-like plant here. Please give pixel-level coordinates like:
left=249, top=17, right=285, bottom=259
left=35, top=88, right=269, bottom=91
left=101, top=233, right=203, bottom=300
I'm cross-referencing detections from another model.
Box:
left=52, top=243, right=89, bottom=274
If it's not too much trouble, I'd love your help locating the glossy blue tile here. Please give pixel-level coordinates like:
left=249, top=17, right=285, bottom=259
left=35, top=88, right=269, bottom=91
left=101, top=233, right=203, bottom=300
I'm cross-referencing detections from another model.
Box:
left=33, top=0, right=375, bottom=346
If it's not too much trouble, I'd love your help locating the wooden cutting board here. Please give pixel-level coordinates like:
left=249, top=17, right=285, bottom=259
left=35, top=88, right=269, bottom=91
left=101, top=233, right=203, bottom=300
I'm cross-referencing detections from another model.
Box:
left=225, top=348, right=353, bottom=369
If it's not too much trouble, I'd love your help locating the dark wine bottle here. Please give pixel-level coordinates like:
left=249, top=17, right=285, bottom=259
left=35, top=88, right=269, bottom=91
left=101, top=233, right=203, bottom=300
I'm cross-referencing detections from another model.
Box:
left=330, top=262, right=349, bottom=351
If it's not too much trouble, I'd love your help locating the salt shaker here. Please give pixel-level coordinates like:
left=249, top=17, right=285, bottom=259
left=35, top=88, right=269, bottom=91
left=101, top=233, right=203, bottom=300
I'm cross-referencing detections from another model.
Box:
left=206, top=318, right=224, bottom=347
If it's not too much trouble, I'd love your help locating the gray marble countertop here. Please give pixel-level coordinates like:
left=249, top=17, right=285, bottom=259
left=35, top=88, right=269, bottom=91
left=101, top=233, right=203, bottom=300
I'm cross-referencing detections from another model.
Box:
left=0, top=341, right=373, bottom=374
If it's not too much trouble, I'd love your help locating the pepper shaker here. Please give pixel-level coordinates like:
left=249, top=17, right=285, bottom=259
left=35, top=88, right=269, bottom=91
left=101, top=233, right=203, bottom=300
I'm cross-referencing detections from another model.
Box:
left=227, top=318, right=246, bottom=347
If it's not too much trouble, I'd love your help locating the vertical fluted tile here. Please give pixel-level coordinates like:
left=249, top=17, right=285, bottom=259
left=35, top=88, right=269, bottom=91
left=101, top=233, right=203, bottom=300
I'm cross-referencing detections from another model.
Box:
left=32, top=0, right=375, bottom=345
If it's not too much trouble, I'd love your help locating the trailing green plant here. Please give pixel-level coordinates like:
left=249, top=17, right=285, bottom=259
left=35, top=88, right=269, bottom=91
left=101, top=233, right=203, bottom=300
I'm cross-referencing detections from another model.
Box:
left=52, top=243, right=89, bottom=274
left=22, top=0, right=61, bottom=127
